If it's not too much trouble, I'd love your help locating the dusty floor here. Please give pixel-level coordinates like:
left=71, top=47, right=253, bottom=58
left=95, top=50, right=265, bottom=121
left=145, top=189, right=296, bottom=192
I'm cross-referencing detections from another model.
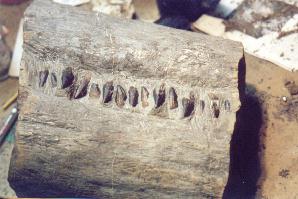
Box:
left=0, top=1, right=298, bottom=198
left=245, top=53, right=298, bottom=199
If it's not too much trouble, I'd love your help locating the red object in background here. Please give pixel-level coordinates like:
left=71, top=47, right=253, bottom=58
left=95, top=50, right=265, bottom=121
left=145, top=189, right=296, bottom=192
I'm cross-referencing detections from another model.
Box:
left=0, top=0, right=26, bottom=5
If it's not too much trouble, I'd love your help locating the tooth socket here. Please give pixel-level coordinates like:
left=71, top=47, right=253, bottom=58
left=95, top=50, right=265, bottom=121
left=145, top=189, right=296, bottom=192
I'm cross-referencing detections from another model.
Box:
left=115, top=85, right=127, bottom=107
left=103, top=81, right=114, bottom=103
left=89, top=83, right=101, bottom=98
left=61, top=67, right=74, bottom=89
left=50, top=72, right=57, bottom=88
left=129, top=86, right=139, bottom=107
left=182, top=95, right=195, bottom=117
left=153, top=85, right=166, bottom=108
left=141, top=87, right=149, bottom=108
left=39, top=70, right=49, bottom=87
left=169, top=87, right=178, bottom=109
left=74, top=78, right=90, bottom=99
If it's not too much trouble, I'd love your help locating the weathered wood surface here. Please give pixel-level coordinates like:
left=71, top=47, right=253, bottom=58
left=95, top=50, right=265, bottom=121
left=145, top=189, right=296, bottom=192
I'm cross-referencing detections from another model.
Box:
left=9, top=0, right=244, bottom=198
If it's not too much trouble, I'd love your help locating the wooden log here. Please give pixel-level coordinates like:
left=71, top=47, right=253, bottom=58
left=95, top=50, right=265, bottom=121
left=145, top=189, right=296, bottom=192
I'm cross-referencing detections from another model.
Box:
left=8, top=0, right=244, bottom=198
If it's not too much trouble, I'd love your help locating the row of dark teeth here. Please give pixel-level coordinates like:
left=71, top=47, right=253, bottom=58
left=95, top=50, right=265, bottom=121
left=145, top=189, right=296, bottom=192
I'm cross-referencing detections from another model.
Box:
left=39, top=67, right=230, bottom=118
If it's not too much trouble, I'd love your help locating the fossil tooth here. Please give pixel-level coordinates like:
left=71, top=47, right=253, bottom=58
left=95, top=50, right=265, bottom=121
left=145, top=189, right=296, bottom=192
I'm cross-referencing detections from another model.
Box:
left=224, top=100, right=230, bottom=111
left=199, top=100, right=205, bottom=112
left=141, top=87, right=149, bottom=108
left=65, top=84, right=76, bottom=99
left=61, top=67, right=74, bottom=89
left=169, top=87, right=178, bottom=109
left=89, top=83, right=101, bottom=98
left=129, top=86, right=139, bottom=107
left=153, top=84, right=166, bottom=108
left=212, top=101, right=220, bottom=118
left=50, top=72, right=57, bottom=88
left=115, top=85, right=127, bottom=107
left=182, top=93, right=195, bottom=117
left=74, top=78, right=90, bottom=99
left=39, top=70, right=49, bottom=87
left=103, top=81, right=114, bottom=103
left=208, top=94, right=220, bottom=118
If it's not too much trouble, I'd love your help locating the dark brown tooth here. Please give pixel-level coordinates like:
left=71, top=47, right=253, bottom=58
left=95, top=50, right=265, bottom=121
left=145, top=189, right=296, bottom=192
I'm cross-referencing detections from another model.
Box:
left=153, top=84, right=166, bottom=108
left=129, top=86, right=139, bottom=107
left=182, top=92, right=195, bottom=117
left=39, top=70, right=49, bottom=87
left=169, top=87, right=178, bottom=109
left=89, top=83, right=101, bottom=98
left=141, top=86, right=149, bottom=108
left=211, top=101, right=220, bottom=118
left=50, top=72, right=57, bottom=88
left=61, top=67, right=74, bottom=89
left=74, top=78, right=90, bottom=99
left=115, top=85, right=127, bottom=107
left=103, top=81, right=114, bottom=103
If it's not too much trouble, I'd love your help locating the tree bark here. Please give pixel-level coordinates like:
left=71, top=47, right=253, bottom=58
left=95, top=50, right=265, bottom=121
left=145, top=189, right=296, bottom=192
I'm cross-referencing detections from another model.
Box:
left=9, top=0, right=244, bottom=198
